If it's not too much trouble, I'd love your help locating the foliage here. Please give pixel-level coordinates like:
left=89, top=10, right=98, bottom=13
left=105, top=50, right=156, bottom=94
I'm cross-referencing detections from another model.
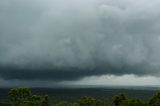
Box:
left=78, top=96, right=96, bottom=106
left=96, top=97, right=107, bottom=106
left=111, top=93, right=128, bottom=106
left=41, top=95, right=49, bottom=106
left=120, top=99, right=148, bottom=106
left=8, top=87, right=49, bottom=106
left=0, top=102, right=12, bottom=106
left=1, top=87, right=160, bottom=106
left=149, top=92, right=160, bottom=106
left=54, top=102, right=79, bottom=106
left=78, top=96, right=107, bottom=106
left=8, top=87, right=31, bottom=102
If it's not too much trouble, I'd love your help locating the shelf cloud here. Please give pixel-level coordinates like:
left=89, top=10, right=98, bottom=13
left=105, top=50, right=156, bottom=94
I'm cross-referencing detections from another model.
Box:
left=1, top=0, right=160, bottom=82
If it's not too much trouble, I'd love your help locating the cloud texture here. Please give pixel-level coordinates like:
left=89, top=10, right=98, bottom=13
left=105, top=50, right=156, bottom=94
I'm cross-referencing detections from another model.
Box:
left=1, top=0, right=160, bottom=81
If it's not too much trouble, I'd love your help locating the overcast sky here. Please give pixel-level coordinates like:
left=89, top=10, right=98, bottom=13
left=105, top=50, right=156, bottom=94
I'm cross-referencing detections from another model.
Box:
left=1, top=0, right=160, bottom=87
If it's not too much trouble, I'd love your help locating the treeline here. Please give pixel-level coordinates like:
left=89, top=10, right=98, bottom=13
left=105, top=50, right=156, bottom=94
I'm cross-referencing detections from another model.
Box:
left=0, top=87, right=160, bottom=106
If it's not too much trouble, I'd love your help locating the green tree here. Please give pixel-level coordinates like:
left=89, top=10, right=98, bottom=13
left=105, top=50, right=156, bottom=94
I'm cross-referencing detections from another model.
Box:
left=55, top=102, right=79, bottom=106
left=8, top=87, right=31, bottom=102
left=111, top=93, right=128, bottom=106
left=8, top=87, right=31, bottom=106
left=8, top=87, right=43, bottom=106
left=8, top=88, right=19, bottom=102
left=120, top=99, right=148, bottom=106
left=149, top=92, right=160, bottom=106
left=41, top=95, right=49, bottom=106
left=78, top=96, right=96, bottom=106
left=96, top=97, right=107, bottom=106
left=30, top=95, right=42, bottom=101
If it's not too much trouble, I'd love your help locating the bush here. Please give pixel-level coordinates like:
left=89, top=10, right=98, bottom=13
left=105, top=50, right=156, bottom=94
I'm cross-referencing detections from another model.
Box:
left=149, top=92, right=160, bottom=106
left=0, top=102, right=12, bottom=106
left=55, top=102, right=79, bottom=106
left=120, top=99, right=148, bottom=106
left=78, top=96, right=96, bottom=106
left=111, top=93, right=128, bottom=106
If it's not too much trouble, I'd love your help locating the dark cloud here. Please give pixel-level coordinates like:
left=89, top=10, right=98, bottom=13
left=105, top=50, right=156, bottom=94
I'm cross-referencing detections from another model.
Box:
left=0, top=62, right=158, bottom=81
left=0, top=0, right=160, bottom=81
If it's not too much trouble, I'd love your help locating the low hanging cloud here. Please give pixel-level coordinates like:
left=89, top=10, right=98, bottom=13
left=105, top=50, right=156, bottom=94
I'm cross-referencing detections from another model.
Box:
left=1, top=0, right=160, bottom=81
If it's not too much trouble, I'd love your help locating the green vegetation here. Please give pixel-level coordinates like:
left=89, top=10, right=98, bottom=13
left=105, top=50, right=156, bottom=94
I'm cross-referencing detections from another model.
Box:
left=111, top=93, right=128, bottom=106
left=7, top=87, right=48, bottom=106
left=0, top=87, right=160, bottom=106
left=149, top=92, right=160, bottom=106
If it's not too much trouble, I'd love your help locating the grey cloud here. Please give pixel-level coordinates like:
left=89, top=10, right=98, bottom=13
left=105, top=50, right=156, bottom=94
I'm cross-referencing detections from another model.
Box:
left=0, top=0, right=160, bottom=81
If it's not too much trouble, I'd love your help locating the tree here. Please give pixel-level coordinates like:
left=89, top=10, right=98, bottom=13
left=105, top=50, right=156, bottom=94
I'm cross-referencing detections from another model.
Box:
left=8, top=87, right=32, bottom=106
left=78, top=96, right=96, bottom=106
left=149, top=92, right=160, bottom=106
left=55, top=102, right=79, bottom=106
left=41, top=95, right=49, bottom=106
left=111, top=93, right=128, bottom=106
left=8, top=88, right=19, bottom=102
left=8, top=87, right=31, bottom=102
left=30, top=95, right=42, bottom=101
left=96, top=97, right=107, bottom=106
left=120, top=99, right=148, bottom=106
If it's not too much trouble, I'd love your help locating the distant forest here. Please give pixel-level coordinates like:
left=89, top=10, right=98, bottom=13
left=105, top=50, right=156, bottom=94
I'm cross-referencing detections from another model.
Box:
left=0, top=87, right=160, bottom=106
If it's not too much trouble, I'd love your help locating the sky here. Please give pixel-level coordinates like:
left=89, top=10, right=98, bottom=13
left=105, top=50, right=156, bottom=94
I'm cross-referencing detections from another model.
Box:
left=0, top=0, right=160, bottom=87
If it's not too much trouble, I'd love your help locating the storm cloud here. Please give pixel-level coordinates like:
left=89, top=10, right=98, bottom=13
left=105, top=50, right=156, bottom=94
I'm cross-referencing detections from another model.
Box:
left=1, top=0, right=160, bottom=81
